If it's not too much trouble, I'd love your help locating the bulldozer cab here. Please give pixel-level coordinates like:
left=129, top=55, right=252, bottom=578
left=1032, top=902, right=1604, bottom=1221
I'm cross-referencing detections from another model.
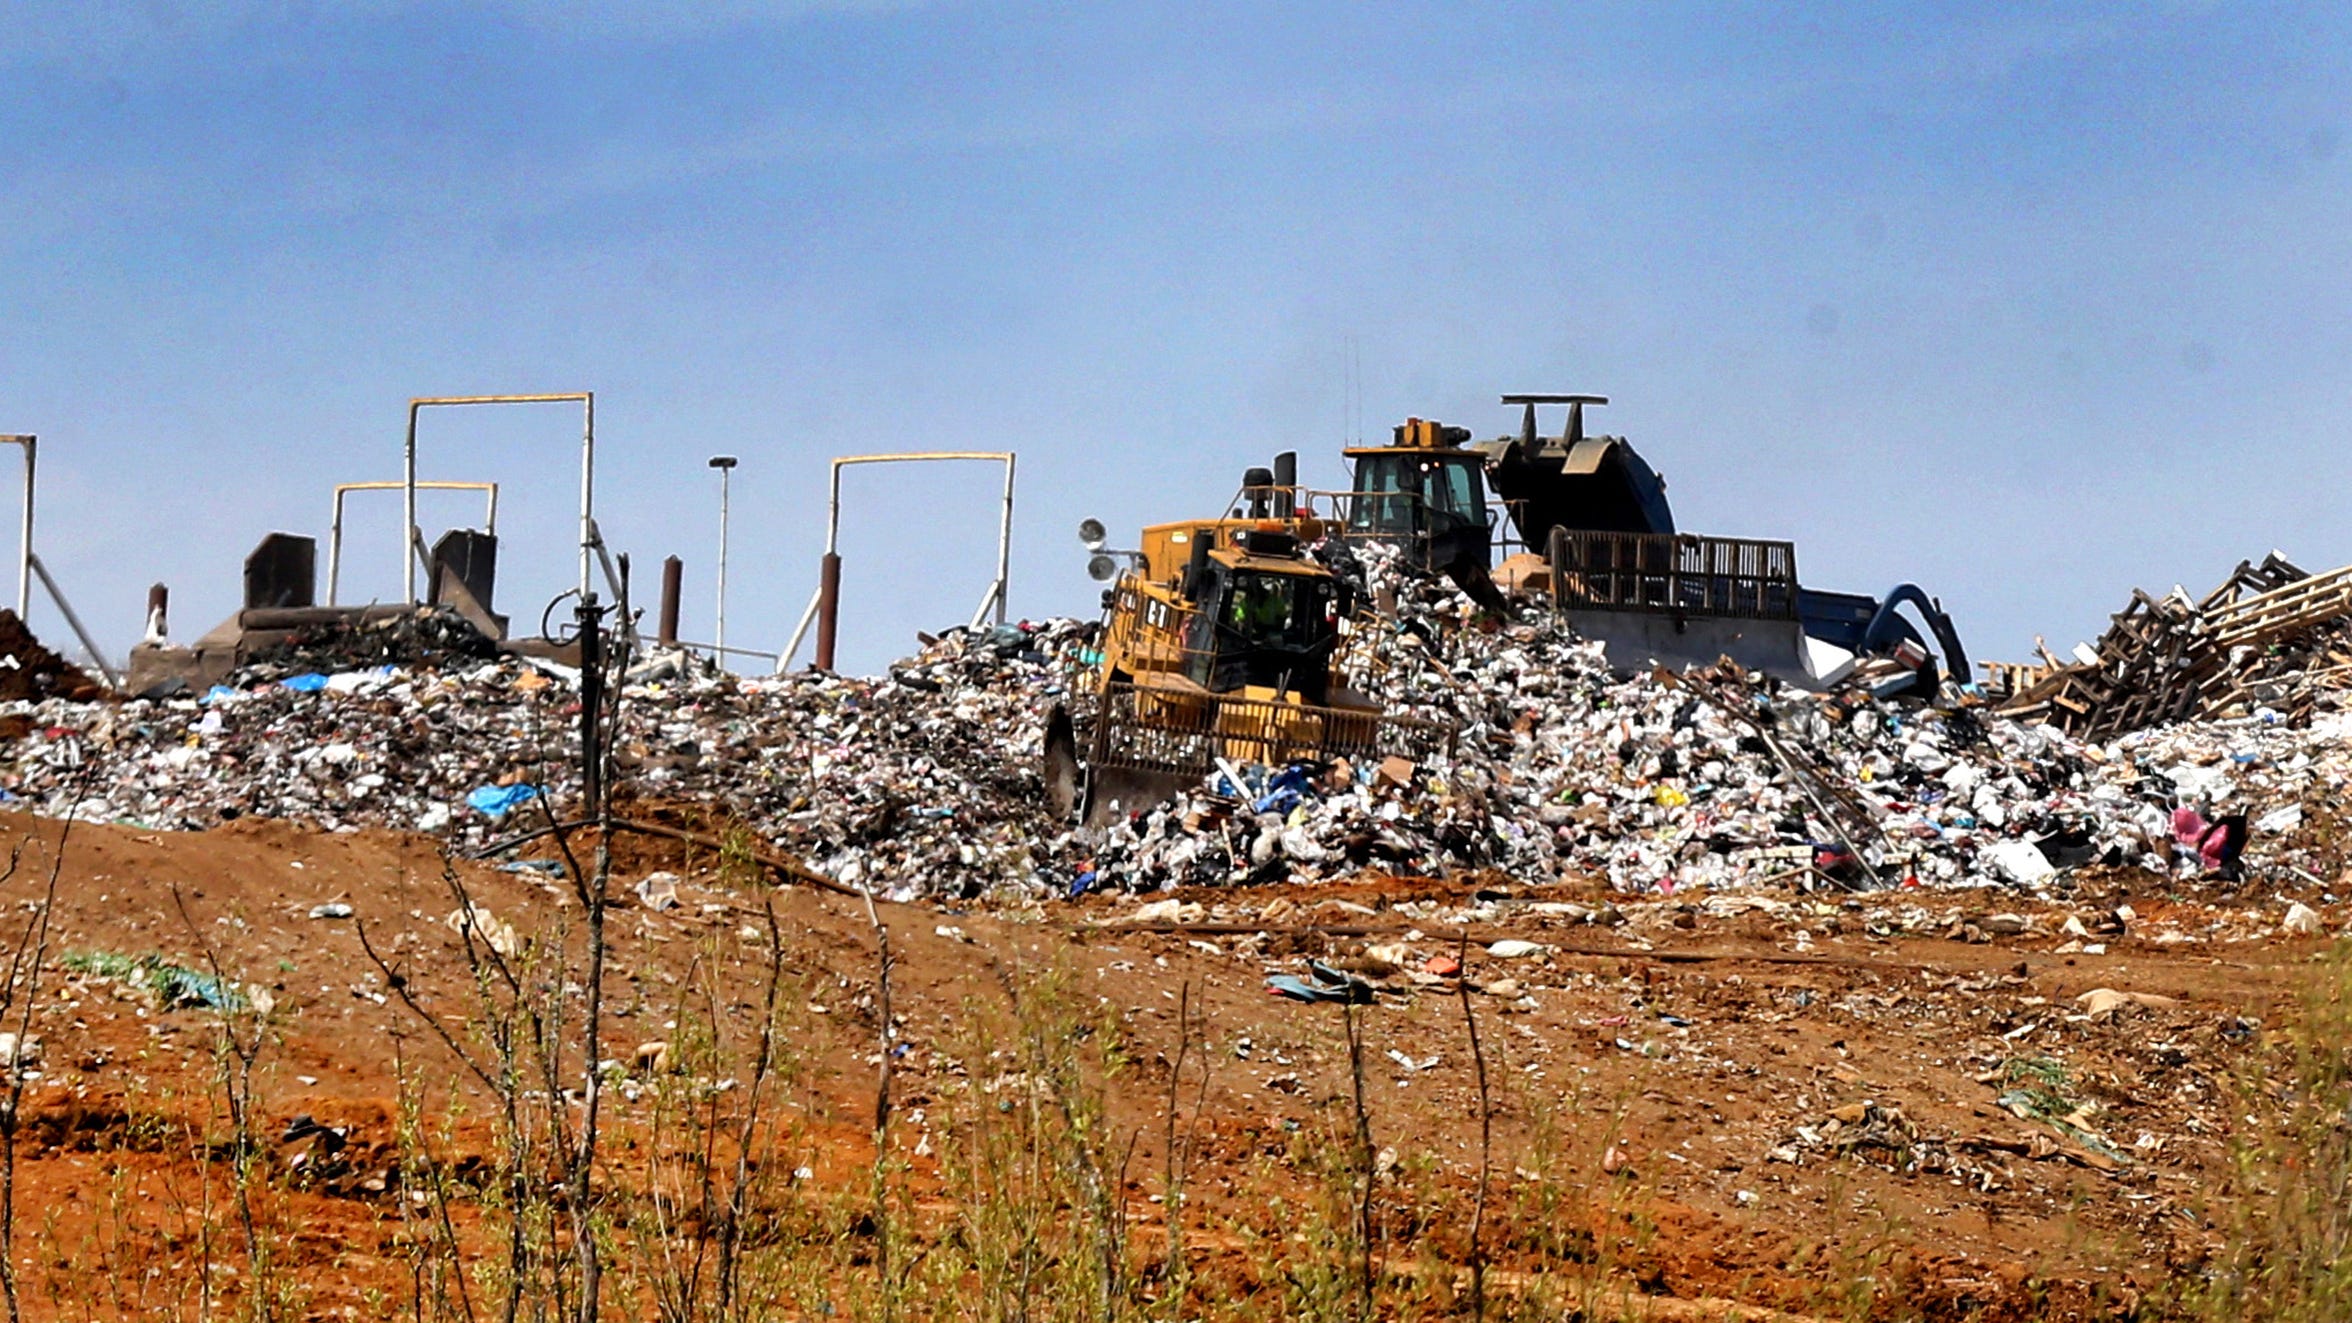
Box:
left=1182, top=559, right=1341, bottom=701
left=1052, top=513, right=1457, bottom=827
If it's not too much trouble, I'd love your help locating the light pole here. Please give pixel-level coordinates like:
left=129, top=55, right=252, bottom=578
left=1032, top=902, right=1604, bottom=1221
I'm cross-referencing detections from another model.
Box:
left=708, top=455, right=737, bottom=662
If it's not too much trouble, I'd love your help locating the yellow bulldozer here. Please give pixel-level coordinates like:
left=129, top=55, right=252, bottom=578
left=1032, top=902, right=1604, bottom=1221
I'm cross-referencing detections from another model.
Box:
left=1044, top=500, right=1455, bottom=826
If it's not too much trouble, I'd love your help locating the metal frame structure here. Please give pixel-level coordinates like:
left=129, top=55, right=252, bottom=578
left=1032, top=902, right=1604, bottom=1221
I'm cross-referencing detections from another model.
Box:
left=327, top=480, right=499, bottom=607
left=403, top=394, right=593, bottom=605
left=780, top=450, right=1016, bottom=672
left=0, top=435, right=118, bottom=687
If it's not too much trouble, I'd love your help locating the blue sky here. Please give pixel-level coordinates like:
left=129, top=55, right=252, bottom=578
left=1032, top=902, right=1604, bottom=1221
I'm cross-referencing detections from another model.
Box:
left=1, top=2, right=2346, bottom=677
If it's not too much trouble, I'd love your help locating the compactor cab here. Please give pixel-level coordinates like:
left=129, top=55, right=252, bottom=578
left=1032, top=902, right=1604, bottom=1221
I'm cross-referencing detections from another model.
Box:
left=1343, top=419, right=1499, bottom=604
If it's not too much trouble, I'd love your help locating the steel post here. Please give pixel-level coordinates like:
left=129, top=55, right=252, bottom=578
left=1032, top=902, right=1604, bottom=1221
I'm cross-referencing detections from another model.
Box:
left=780, top=587, right=822, bottom=673
left=658, top=556, right=682, bottom=645
left=580, top=394, right=595, bottom=599
left=815, top=552, right=842, bottom=672
left=403, top=405, right=419, bottom=604
left=29, top=554, right=117, bottom=688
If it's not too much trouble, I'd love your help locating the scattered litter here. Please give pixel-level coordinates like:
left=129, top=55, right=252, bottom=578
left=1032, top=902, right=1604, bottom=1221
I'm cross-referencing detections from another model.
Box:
left=2075, top=988, right=2181, bottom=1017
left=445, top=904, right=519, bottom=957
left=465, top=784, right=545, bottom=820
left=633, top=872, right=681, bottom=912
left=63, top=951, right=269, bottom=1015
left=1268, top=961, right=1375, bottom=1004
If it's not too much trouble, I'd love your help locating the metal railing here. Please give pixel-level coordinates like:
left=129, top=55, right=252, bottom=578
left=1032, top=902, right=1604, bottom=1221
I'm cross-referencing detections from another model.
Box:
left=674, top=641, right=783, bottom=665
left=1549, top=531, right=1799, bottom=621
left=1088, top=679, right=1456, bottom=776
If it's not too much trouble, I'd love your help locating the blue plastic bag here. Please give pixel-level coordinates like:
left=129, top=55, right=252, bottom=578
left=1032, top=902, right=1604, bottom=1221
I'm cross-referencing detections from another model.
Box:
left=466, top=784, right=545, bottom=819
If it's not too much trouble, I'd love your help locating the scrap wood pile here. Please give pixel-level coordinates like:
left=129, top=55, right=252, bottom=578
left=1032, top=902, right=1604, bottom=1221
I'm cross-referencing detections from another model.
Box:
left=1991, top=553, right=2352, bottom=740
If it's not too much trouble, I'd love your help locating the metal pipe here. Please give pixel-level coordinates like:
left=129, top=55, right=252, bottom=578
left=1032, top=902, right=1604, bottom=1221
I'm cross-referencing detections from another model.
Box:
left=403, top=409, right=416, bottom=603
left=717, top=467, right=729, bottom=654
left=966, top=579, right=1001, bottom=632
left=411, top=526, right=433, bottom=596
left=814, top=552, right=842, bottom=672
left=0, top=436, right=34, bottom=621
left=329, top=480, right=497, bottom=607
left=585, top=518, right=632, bottom=635
left=15, top=438, right=30, bottom=622
left=577, top=592, right=604, bottom=819
left=780, top=586, right=823, bottom=673
left=825, top=459, right=845, bottom=555
left=581, top=394, right=595, bottom=599
left=709, top=456, right=737, bottom=658
left=996, top=451, right=1015, bottom=627
left=658, top=555, right=682, bottom=645
left=402, top=394, right=592, bottom=605
left=28, top=554, right=117, bottom=688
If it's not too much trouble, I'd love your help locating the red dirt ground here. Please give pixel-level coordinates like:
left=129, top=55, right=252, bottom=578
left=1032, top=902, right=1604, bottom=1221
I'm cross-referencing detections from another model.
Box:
left=0, top=810, right=2312, bottom=1319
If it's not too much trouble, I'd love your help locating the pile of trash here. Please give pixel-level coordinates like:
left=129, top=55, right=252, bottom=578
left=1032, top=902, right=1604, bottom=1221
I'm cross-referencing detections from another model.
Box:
left=236, top=608, right=508, bottom=681
left=616, top=620, right=1095, bottom=896
left=0, top=567, right=2344, bottom=902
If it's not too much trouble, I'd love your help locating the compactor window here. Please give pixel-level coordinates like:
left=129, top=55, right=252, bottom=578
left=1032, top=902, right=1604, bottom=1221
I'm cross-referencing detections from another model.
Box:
left=1432, top=458, right=1484, bottom=521
left=1348, top=455, right=1418, bottom=534
left=1349, top=455, right=1485, bottom=533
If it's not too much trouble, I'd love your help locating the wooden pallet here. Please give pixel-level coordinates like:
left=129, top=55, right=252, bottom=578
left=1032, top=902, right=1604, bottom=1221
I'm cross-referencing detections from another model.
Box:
left=1991, top=553, right=2352, bottom=739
